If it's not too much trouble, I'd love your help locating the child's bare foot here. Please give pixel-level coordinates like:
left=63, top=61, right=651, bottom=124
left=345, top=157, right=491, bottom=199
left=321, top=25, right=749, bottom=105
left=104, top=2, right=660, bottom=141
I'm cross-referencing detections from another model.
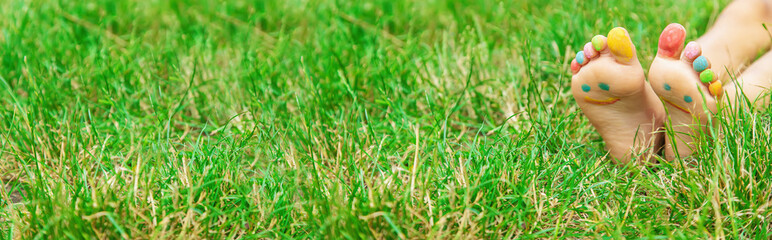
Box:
left=571, top=27, right=665, bottom=164
left=649, top=24, right=723, bottom=160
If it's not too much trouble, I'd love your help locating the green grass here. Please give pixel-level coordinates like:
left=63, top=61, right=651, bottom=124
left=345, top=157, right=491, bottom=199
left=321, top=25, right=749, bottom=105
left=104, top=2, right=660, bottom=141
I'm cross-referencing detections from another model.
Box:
left=1, top=0, right=771, bottom=238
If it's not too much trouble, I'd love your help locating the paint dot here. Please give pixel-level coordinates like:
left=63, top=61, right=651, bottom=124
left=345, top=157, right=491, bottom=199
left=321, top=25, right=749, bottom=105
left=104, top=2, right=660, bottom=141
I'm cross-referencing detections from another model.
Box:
left=581, top=84, right=591, bottom=92
left=684, top=95, right=693, bottom=103
left=576, top=51, right=586, bottom=65
left=598, top=83, right=610, bottom=91
left=693, top=56, right=709, bottom=72
left=709, top=81, right=723, bottom=98
left=592, top=35, right=605, bottom=51
left=664, top=83, right=671, bottom=91
left=700, top=69, right=715, bottom=83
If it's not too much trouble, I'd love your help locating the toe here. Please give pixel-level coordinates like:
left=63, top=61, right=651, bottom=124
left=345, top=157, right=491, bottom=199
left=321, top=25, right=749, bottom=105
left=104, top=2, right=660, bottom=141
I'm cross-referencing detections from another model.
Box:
left=709, top=80, right=723, bottom=98
left=683, top=41, right=701, bottom=62
left=699, top=69, right=716, bottom=84
left=607, top=27, right=636, bottom=63
left=657, top=23, right=686, bottom=59
left=583, top=42, right=599, bottom=59
left=576, top=51, right=588, bottom=65
left=592, top=35, right=607, bottom=52
left=571, top=59, right=580, bottom=74
left=693, top=55, right=711, bottom=72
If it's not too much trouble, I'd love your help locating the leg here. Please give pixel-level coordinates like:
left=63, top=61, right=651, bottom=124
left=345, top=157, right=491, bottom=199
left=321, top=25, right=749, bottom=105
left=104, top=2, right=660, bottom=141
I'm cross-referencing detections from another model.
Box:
left=699, top=0, right=772, bottom=79
left=724, top=50, right=772, bottom=108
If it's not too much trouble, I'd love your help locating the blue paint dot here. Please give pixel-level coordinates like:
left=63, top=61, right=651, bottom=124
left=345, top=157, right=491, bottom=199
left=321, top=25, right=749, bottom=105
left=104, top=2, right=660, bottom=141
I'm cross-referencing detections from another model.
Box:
left=581, top=84, right=591, bottom=92
left=598, top=83, right=610, bottom=91
left=576, top=51, right=586, bottom=65
left=684, top=95, right=693, bottom=103
left=693, top=56, right=709, bottom=72
left=664, top=83, right=671, bottom=91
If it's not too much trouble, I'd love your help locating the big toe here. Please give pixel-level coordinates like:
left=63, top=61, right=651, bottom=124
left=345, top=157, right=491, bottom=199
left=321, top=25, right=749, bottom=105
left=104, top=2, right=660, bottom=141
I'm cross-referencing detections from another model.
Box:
left=607, top=27, right=637, bottom=63
left=657, top=23, right=686, bottom=59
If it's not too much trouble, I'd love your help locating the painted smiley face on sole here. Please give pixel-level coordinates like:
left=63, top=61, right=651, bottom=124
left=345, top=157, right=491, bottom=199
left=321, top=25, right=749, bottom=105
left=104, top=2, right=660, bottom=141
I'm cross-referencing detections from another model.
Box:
left=580, top=83, right=620, bottom=105
left=570, top=27, right=666, bottom=163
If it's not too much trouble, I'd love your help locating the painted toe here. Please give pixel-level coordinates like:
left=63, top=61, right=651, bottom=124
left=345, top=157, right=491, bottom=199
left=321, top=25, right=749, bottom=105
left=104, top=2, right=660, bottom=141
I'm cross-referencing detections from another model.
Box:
left=657, top=23, right=686, bottom=59
left=571, top=59, right=581, bottom=74
left=583, top=42, right=599, bottom=59
left=576, top=51, right=588, bottom=65
left=592, top=35, right=607, bottom=52
left=607, top=27, right=636, bottom=63
left=693, top=56, right=711, bottom=72
left=683, top=41, right=701, bottom=62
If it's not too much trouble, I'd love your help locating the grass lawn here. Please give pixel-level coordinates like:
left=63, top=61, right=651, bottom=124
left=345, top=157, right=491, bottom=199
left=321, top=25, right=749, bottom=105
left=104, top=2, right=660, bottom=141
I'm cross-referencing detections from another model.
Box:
left=1, top=0, right=771, bottom=238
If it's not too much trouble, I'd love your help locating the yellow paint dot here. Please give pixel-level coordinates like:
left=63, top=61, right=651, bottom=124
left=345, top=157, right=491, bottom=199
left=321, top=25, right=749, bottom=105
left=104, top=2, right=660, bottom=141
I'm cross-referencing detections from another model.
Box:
left=607, top=27, right=634, bottom=62
left=709, top=81, right=723, bottom=98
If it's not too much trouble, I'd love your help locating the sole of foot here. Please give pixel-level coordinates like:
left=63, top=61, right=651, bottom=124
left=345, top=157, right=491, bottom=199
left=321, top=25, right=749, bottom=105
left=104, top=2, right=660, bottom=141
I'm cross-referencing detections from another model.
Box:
left=571, top=27, right=665, bottom=164
left=648, top=23, right=724, bottom=160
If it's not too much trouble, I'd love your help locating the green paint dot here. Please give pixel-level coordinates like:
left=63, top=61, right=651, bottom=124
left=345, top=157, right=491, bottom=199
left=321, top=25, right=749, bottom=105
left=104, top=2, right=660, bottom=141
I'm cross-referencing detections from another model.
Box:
left=598, top=83, right=610, bottom=91
left=664, top=83, right=671, bottom=91
left=592, top=36, right=604, bottom=51
left=684, top=95, right=693, bottom=103
left=700, top=69, right=715, bottom=83
left=581, top=84, right=591, bottom=92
